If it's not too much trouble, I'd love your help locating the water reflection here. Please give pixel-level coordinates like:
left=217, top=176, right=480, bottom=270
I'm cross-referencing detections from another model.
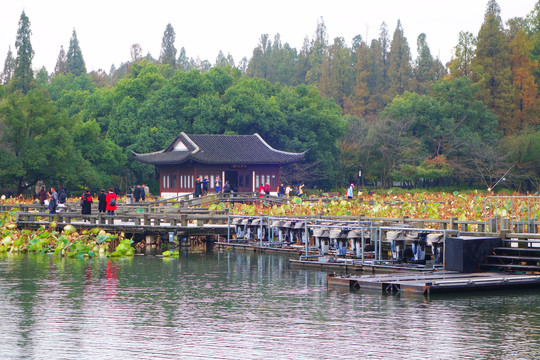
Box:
left=0, top=251, right=539, bottom=359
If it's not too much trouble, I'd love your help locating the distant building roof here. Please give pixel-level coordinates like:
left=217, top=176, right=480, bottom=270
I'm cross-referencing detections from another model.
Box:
left=133, top=132, right=305, bottom=166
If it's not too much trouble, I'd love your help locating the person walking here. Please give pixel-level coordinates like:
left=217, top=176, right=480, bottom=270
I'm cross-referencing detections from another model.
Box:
left=347, top=184, right=354, bottom=199
left=215, top=176, right=221, bottom=193
left=296, top=184, right=304, bottom=197
left=98, top=189, right=107, bottom=213
left=81, top=190, right=93, bottom=216
left=264, top=183, right=270, bottom=195
left=278, top=183, right=285, bottom=197
left=258, top=184, right=265, bottom=198
left=58, top=187, right=67, bottom=204
left=194, top=176, right=202, bottom=197
left=223, top=181, right=231, bottom=193
left=134, top=185, right=141, bottom=202
left=285, top=185, right=292, bottom=198
left=105, top=188, right=118, bottom=215
left=202, top=176, right=209, bottom=196
left=143, top=184, right=149, bottom=198
left=38, top=186, right=47, bottom=205
left=48, top=187, right=58, bottom=214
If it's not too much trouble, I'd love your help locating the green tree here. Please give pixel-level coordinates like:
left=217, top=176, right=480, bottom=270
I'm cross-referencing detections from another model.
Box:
left=177, top=47, right=191, bottom=71
left=12, top=11, right=34, bottom=94
left=215, top=50, right=234, bottom=68
left=447, top=31, right=476, bottom=78
left=305, top=17, right=328, bottom=87
left=160, top=23, right=177, bottom=67
left=319, top=37, right=353, bottom=108
left=1, top=46, right=15, bottom=84
left=66, top=29, right=87, bottom=76
left=276, top=84, right=346, bottom=188
left=269, top=34, right=297, bottom=85
left=386, top=20, right=413, bottom=101
left=472, top=0, right=514, bottom=134
left=381, top=77, right=502, bottom=186
left=54, top=45, right=68, bottom=76
left=246, top=34, right=272, bottom=79
left=0, top=89, right=86, bottom=193
left=413, top=33, right=435, bottom=92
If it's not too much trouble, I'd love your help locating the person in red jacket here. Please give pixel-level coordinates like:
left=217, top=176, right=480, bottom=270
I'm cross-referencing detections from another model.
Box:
left=105, top=188, right=118, bottom=215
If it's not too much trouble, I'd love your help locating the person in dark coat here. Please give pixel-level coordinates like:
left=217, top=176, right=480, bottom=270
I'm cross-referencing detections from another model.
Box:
left=202, top=177, right=209, bottom=196
left=279, top=183, right=285, bottom=197
left=194, top=176, right=202, bottom=197
left=223, top=181, right=231, bottom=193
left=48, top=187, right=58, bottom=214
left=81, top=190, right=93, bottom=215
left=141, top=184, right=146, bottom=201
left=134, top=185, right=141, bottom=202
left=38, top=186, right=47, bottom=205
left=98, top=189, right=107, bottom=213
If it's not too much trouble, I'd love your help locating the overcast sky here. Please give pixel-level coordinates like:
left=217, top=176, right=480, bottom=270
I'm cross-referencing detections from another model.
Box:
left=1, top=0, right=537, bottom=74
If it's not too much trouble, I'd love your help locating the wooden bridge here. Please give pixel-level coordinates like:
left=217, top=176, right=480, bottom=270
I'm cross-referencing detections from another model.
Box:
left=4, top=195, right=540, bottom=271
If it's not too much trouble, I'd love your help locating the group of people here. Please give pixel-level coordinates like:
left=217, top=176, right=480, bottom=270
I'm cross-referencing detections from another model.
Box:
left=276, top=183, right=304, bottom=198
left=193, top=176, right=231, bottom=197
left=131, top=184, right=147, bottom=202
left=38, top=186, right=67, bottom=214
left=81, top=188, right=118, bottom=216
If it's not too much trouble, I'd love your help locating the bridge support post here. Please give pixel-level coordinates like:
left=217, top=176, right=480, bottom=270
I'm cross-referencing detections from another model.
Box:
left=449, top=217, right=458, bottom=231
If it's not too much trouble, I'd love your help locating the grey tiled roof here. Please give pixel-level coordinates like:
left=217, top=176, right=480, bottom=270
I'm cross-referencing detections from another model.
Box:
left=134, top=133, right=305, bottom=166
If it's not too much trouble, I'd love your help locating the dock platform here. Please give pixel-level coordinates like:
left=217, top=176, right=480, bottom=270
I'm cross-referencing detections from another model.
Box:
left=327, top=272, right=540, bottom=295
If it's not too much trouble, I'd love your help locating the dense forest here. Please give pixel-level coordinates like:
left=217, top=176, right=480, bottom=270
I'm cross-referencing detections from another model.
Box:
left=0, top=0, right=539, bottom=195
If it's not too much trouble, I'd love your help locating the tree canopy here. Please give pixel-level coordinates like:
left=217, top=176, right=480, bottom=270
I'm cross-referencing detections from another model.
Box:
left=0, top=2, right=539, bottom=194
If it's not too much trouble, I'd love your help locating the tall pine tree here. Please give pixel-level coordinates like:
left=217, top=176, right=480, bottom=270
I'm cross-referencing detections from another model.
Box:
left=351, top=38, right=374, bottom=117
left=1, top=46, right=15, bottom=84
left=472, top=0, right=514, bottom=134
left=66, top=29, right=87, bottom=76
left=319, top=37, right=353, bottom=108
left=305, top=17, right=328, bottom=87
left=386, top=20, right=413, bottom=102
left=509, top=27, right=539, bottom=129
left=54, top=45, right=68, bottom=75
left=12, top=11, right=34, bottom=94
left=159, top=23, right=177, bottom=68
left=413, top=33, right=435, bottom=93
left=447, top=31, right=476, bottom=78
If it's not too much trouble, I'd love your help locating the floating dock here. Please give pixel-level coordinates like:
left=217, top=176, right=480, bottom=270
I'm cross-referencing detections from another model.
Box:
left=327, top=272, right=540, bottom=295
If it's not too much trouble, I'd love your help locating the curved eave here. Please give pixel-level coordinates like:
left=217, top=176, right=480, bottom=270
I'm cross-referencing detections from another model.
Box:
left=132, top=150, right=191, bottom=166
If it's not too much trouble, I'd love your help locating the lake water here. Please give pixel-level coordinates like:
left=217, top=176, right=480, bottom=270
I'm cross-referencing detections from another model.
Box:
left=1, top=249, right=540, bottom=359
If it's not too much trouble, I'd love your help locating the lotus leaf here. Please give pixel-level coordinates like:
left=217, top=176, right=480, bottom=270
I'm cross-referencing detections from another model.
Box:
left=63, top=224, right=76, bottom=235
left=2, top=236, right=12, bottom=246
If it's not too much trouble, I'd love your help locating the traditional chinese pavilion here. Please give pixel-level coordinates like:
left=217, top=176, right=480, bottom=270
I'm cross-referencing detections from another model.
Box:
left=134, top=132, right=305, bottom=198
